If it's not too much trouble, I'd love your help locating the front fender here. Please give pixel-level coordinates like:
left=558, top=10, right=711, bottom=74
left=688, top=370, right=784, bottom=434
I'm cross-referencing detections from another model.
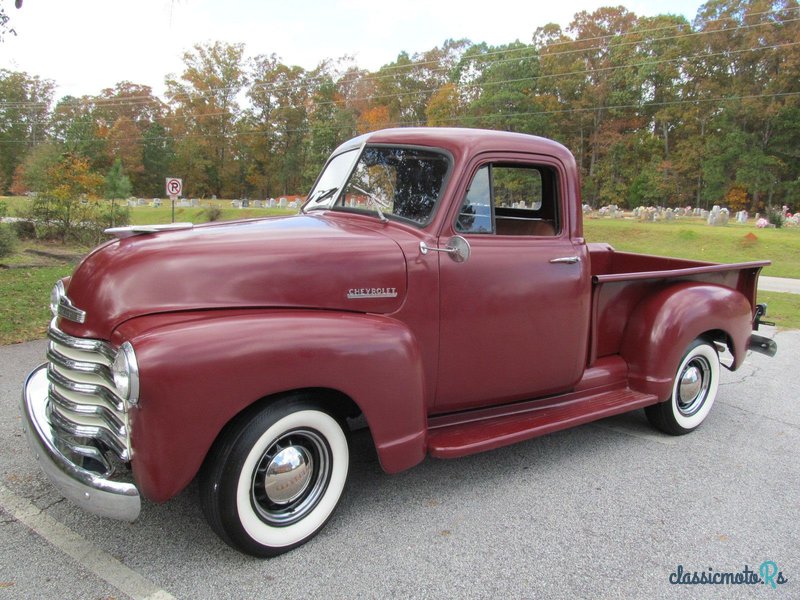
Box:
left=113, top=310, right=427, bottom=503
left=620, top=283, right=752, bottom=400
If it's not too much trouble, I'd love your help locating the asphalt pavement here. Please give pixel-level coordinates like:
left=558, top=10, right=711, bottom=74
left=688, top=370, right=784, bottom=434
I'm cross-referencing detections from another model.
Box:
left=0, top=329, right=797, bottom=599
left=759, top=276, right=800, bottom=295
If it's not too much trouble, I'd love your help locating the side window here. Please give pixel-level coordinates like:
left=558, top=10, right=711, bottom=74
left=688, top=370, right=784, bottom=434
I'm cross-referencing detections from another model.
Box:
left=456, top=166, right=492, bottom=233
left=456, top=163, right=560, bottom=236
left=494, top=167, right=542, bottom=211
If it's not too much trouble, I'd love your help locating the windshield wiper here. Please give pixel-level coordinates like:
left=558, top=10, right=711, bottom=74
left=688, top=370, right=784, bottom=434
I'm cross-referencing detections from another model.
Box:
left=350, top=185, right=389, bottom=223
left=303, top=187, right=339, bottom=213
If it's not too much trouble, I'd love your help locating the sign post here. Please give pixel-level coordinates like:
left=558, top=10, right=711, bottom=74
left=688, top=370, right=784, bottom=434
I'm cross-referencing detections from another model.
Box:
left=166, top=178, right=183, bottom=223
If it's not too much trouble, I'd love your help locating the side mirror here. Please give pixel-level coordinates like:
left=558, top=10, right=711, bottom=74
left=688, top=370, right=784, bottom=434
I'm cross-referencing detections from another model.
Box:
left=446, top=235, right=471, bottom=263
left=419, top=235, right=471, bottom=263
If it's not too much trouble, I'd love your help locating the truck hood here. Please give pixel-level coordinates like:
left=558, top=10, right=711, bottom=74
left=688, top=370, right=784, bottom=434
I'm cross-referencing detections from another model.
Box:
left=62, top=215, right=408, bottom=339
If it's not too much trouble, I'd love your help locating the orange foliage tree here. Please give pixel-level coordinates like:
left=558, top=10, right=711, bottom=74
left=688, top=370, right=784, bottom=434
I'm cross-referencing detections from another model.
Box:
left=358, top=105, right=391, bottom=134
left=29, top=154, right=105, bottom=243
left=724, top=185, right=749, bottom=212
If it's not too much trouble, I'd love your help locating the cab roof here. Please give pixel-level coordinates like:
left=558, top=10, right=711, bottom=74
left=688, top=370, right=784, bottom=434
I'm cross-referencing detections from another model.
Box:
left=334, top=127, right=575, bottom=165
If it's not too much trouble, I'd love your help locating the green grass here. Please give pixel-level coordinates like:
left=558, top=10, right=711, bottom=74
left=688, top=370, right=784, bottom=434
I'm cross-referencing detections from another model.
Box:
left=584, top=218, right=800, bottom=279
left=127, top=202, right=296, bottom=225
left=2, top=196, right=297, bottom=226
left=758, top=291, right=800, bottom=331
left=1, top=195, right=28, bottom=214
left=0, top=239, right=89, bottom=267
left=0, top=265, right=74, bottom=344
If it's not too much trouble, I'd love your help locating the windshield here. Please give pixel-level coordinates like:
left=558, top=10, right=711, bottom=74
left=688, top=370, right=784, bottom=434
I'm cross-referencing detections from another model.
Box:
left=304, top=148, right=361, bottom=210
left=305, top=145, right=450, bottom=226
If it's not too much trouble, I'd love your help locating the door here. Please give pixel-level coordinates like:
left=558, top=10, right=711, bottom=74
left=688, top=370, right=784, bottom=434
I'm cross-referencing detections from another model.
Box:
left=435, top=159, right=591, bottom=412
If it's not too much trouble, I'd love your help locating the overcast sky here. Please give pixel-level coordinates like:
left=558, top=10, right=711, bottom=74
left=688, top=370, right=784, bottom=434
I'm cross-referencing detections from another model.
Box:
left=2, top=0, right=704, bottom=98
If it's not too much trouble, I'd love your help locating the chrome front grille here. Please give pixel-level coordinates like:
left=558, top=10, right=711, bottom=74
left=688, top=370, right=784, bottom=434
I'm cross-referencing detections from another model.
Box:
left=45, top=320, right=132, bottom=475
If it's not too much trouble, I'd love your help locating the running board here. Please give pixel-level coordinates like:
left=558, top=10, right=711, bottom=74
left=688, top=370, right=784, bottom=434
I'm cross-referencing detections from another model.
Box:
left=428, top=388, right=658, bottom=459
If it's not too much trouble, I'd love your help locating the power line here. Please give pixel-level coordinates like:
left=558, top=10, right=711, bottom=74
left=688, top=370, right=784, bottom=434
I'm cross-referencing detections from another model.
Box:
left=374, top=4, right=800, bottom=72
left=2, top=36, right=798, bottom=135
left=1, top=5, right=799, bottom=111
left=2, top=91, right=796, bottom=145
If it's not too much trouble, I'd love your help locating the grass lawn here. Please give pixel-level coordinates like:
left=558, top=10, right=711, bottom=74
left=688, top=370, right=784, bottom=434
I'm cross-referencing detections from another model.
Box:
left=127, top=203, right=295, bottom=225
left=0, top=265, right=74, bottom=344
left=583, top=217, right=800, bottom=279
left=0, top=239, right=90, bottom=267
left=2, top=195, right=296, bottom=226
left=758, top=291, right=800, bottom=331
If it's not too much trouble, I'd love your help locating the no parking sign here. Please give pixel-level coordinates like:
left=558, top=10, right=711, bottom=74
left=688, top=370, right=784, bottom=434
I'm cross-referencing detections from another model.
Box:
left=165, top=177, right=183, bottom=198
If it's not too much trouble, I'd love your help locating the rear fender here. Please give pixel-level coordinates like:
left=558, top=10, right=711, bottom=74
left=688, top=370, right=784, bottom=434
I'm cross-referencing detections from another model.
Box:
left=620, top=283, right=752, bottom=400
left=113, top=310, right=427, bottom=503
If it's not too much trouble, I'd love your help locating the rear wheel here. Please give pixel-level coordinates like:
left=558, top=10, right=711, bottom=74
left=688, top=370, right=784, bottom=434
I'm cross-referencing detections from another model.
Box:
left=200, top=396, right=349, bottom=557
left=645, top=338, right=720, bottom=435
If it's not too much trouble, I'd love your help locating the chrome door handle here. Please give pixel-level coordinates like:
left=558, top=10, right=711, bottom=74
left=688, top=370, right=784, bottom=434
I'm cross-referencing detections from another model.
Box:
left=549, top=256, right=581, bottom=264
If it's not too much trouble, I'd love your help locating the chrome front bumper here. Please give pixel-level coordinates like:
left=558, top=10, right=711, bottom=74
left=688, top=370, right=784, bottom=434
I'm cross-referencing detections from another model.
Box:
left=21, top=365, right=141, bottom=521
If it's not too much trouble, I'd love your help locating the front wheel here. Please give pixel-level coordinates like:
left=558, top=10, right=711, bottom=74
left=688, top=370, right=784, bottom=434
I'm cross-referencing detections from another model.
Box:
left=645, top=338, right=720, bottom=435
left=200, top=397, right=350, bottom=557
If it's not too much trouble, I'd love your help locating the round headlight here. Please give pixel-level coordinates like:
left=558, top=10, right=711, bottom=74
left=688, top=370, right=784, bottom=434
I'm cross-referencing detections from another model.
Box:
left=50, top=280, right=65, bottom=318
left=111, top=342, right=140, bottom=405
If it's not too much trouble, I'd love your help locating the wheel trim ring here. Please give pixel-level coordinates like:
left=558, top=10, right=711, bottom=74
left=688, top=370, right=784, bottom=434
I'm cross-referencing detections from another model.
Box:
left=676, top=356, right=712, bottom=416
left=250, top=428, right=332, bottom=527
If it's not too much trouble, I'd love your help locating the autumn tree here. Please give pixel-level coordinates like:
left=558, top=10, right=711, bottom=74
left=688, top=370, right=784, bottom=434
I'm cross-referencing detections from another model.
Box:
left=2, top=1, right=800, bottom=211
left=105, top=117, right=143, bottom=184
left=244, top=54, right=309, bottom=197
left=96, top=82, right=165, bottom=127
left=456, top=41, right=550, bottom=134
left=569, top=7, right=640, bottom=205
left=303, top=69, right=358, bottom=186
left=426, top=83, right=462, bottom=126
left=693, top=0, right=800, bottom=209
left=10, top=141, right=61, bottom=194
left=50, top=95, right=108, bottom=172
left=95, top=82, right=166, bottom=194
left=30, top=153, right=104, bottom=243
left=140, top=121, right=174, bottom=197
left=166, top=42, right=247, bottom=197
left=333, top=66, right=367, bottom=130
left=0, top=69, right=54, bottom=193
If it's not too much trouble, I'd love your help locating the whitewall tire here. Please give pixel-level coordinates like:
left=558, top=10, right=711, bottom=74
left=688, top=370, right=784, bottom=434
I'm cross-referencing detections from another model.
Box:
left=645, top=338, right=720, bottom=435
left=200, top=396, right=349, bottom=557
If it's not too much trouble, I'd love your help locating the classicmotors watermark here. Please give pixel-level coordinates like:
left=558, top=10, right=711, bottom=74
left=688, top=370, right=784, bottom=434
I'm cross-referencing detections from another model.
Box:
left=669, top=561, right=789, bottom=589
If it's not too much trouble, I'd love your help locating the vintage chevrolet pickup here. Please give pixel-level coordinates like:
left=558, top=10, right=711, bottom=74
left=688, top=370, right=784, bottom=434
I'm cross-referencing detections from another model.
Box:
left=22, top=128, right=777, bottom=556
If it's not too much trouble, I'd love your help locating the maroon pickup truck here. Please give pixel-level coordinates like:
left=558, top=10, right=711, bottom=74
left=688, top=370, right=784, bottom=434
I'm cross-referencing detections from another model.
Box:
left=22, top=128, right=776, bottom=557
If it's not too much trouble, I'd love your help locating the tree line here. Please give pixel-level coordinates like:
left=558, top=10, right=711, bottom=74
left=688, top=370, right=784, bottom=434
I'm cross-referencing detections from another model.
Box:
left=1, top=0, right=798, bottom=212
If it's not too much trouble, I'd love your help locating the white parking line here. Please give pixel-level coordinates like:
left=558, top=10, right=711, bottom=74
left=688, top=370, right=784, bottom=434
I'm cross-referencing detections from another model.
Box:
left=0, top=484, right=176, bottom=600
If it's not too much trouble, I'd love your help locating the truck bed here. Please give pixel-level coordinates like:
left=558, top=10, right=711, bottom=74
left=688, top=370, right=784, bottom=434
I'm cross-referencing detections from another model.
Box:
left=587, top=243, right=769, bottom=364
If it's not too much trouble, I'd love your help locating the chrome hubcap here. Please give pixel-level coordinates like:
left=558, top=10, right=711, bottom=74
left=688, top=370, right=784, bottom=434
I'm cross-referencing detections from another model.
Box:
left=264, top=446, right=313, bottom=504
left=679, top=366, right=702, bottom=401
left=677, top=358, right=711, bottom=416
left=251, top=429, right=331, bottom=526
